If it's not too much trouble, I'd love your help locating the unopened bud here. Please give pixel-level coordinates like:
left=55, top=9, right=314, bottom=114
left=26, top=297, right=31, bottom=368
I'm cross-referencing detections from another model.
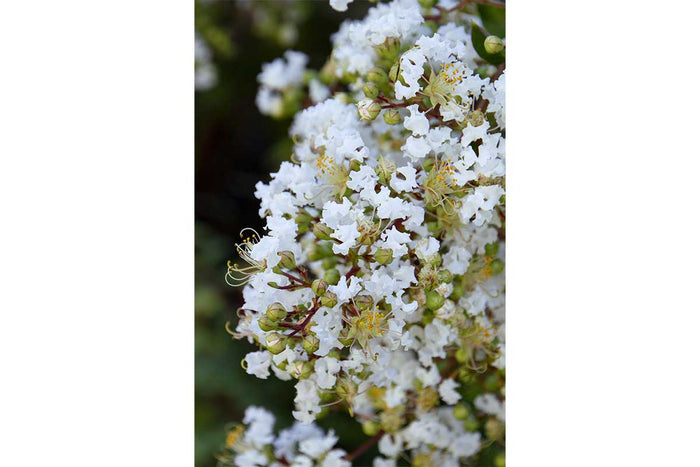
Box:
left=324, top=268, right=341, bottom=286
left=362, top=420, right=381, bottom=436
left=321, top=291, right=338, bottom=308
left=485, top=242, right=499, bottom=257
left=290, top=360, right=313, bottom=379
left=374, top=248, right=393, bottom=265
left=295, top=211, right=313, bottom=226
left=494, top=453, right=506, bottom=467
left=426, top=290, right=445, bottom=311
left=363, top=82, right=379, bottom=98
left=311, top=279, right=329, bottom=297
left=367, top=67, right=387, bottom=84
left=302, top=334, right=320, bottom=354
left=438, top=269, right=453, bottom=283
left=383, top=108, right=401, bottom=125
left=490, top=258, right=504, bottom=275
left=463, top=417, right=480, bottom=432
left=484, top=36, right=504, bottom=54
left=455, top=347, right=468, bottom=363
left=266, top=302, right=287, bottom=322
left=265, top=332, right=286, bottom=354
left=388, top=61, right=400, bottom=83
left=258, top=316, right=277, bottom=332
left=453, top=404, right=470, bottom=420
left=355, top=294, right=374, bottom=310
left=418, top=0, right=437, bottom=7
left=313, top=222, right=333, bottom=241
left=277, top=251, right=296, bottom=270
left=357, top=98, right=381, bottom=121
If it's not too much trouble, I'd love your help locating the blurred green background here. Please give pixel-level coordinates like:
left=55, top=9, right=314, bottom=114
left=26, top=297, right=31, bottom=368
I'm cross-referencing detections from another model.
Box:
left=195, top=1, right=374, bottom=465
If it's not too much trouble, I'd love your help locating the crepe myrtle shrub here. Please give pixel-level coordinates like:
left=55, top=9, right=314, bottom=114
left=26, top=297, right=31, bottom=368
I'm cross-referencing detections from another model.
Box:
left=222, top=0, right=505, bottom=465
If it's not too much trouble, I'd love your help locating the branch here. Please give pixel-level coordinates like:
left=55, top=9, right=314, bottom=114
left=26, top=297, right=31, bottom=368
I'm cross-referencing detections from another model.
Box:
left=344, top=431, right=385, bottom=462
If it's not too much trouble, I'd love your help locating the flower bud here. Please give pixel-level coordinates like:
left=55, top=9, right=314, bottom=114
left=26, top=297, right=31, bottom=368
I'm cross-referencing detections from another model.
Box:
left=357, top=98, right=381, bottom=121
left=374, top=248, right=393, bottom=265
left=354, top=294, right=374, bottom=310
left=321, top=291, right=338, bottom=308
left=367, top=67, right=387, bottom=84
left=308, top=242, right=334, bottom=261
left=418, top=0, right=436, bottom=7
left=455, top=347, right=468, bottom=363
left=490, top=258, right=504, bottom=275
left=453, top=404, right=470, bottom=420
left=438, top=269, right=453, bottom=283
left=290, top=360, right=313, bottom=379
left=265, top=332, right=286, bottom=354
left=321, top=257, right=337, bottom=269
left=363, top=82, right=379, bottom=98
left=349, top=159, right=362, bottom=172
left=311, top=279, right=329, bottom=297
left=324, top=268, right=341, bottom=286
left=485, top=242, right=499, bottom=257
left=383, top=108, right=401, bottom=125
left=302, top=334, right=320, bottom=354
left=426, top=290, right=445, bottom=311
left=266, top=302, right=287, bottom=322
left=296, top=210, right=313, bottom=225
left=485, top=418, right=505, bottom=440
left=312, top=222, right=333, bottom=240
left=339, top=327, right=355, bottom=346
left=362, top=420, right=381, bottom=436
left=388, top=61, right=401, bottom=83
left=277, top=251, right=296, bottom=270
left=463, top=417, right=480, bottom=432
left=258, top=316, right=277, bottom=332
left=484, top=36, right=504, bottom=54
left=494, top=453, right=506, bottom=467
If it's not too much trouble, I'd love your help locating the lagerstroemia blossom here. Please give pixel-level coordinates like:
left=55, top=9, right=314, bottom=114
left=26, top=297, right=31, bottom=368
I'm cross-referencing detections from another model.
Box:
left=221, top=1, right=505, bottom=465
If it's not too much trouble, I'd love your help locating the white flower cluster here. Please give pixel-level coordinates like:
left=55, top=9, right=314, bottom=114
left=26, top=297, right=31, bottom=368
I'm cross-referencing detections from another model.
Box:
left=228, top=0, right=505, bottom=465
left=217, top=406, right=350, bottom=467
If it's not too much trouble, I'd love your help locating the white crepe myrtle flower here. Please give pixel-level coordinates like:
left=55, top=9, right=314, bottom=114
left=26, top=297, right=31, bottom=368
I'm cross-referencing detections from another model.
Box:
left=222, top=1, right=506, bottom=464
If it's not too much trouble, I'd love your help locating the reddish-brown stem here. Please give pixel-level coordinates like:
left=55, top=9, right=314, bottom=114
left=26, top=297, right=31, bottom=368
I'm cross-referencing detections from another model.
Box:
left=344, top=431, right=385, bottom=462
left=280, top=271, right=306, bottom=285
left=345, top=265, right=361, bottom=279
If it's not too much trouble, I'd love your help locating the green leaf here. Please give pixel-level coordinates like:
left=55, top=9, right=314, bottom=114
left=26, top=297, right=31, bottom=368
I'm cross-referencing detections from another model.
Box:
left=477, top=4, right=506, bottom=38
left=471, top=22, right=505, bottom=66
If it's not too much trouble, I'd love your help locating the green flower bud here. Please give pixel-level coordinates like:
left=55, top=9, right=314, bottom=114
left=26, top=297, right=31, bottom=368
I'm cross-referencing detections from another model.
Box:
left=290, top=360, right=313, bottom=379
left=308, top=242, right=334, bottom=261
left=313, top=222, right=333, bottom=241
left=490, top=258, right=504, bottom=275
left=484, top=36, right=505, bottom=55
left=418, top=0, right=437, bottom=7
left=311, top=279, right=329, bottom=297
left=277, top=251, right=296, bottom=270
left=455, top=347, right=468, bottom=363
left=449, top=282, right=466, bottom=300
left=296, top=210, right=313, bottom=225
left=266, top=302, right=287, bottom=322
left=485, top=242, right=499, bottom=257
left=357, top=98, right=381, bottom=121
left=374, top=248, right=393, bottom=265
left=453, top=404, right=470, bottom=420
left=362, top=420, right=381, bottom=436
left=363, top=82, right=379, bottom=98
left=354, top=294, right=374, bottom=310
left=494, top=453, right=506, bottom=467
left=258, top=316, right=277, bottom=332
left=463, top=417, right=480, bottom=432
left=383, top=108, right=401, bottom=125
left=367, top=67, right=387, bottom=84
left=265, top=332, right=286, bottom=355
left=321, top=291, right=338, bottom=308
left=426, top=290, right=445, bottom=311
left=302, top=334, right=320, bottom=354
left=349, top=159, right=362, bottom=172
left=339, top=327, right=355, bottom=346
left=324, top=268, right=341, bottom=286
left=438, top=269, right=453, bottom=283
left=321, top=257, right=337, bottom=269
left=388, top=61, right=399, bottom=83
